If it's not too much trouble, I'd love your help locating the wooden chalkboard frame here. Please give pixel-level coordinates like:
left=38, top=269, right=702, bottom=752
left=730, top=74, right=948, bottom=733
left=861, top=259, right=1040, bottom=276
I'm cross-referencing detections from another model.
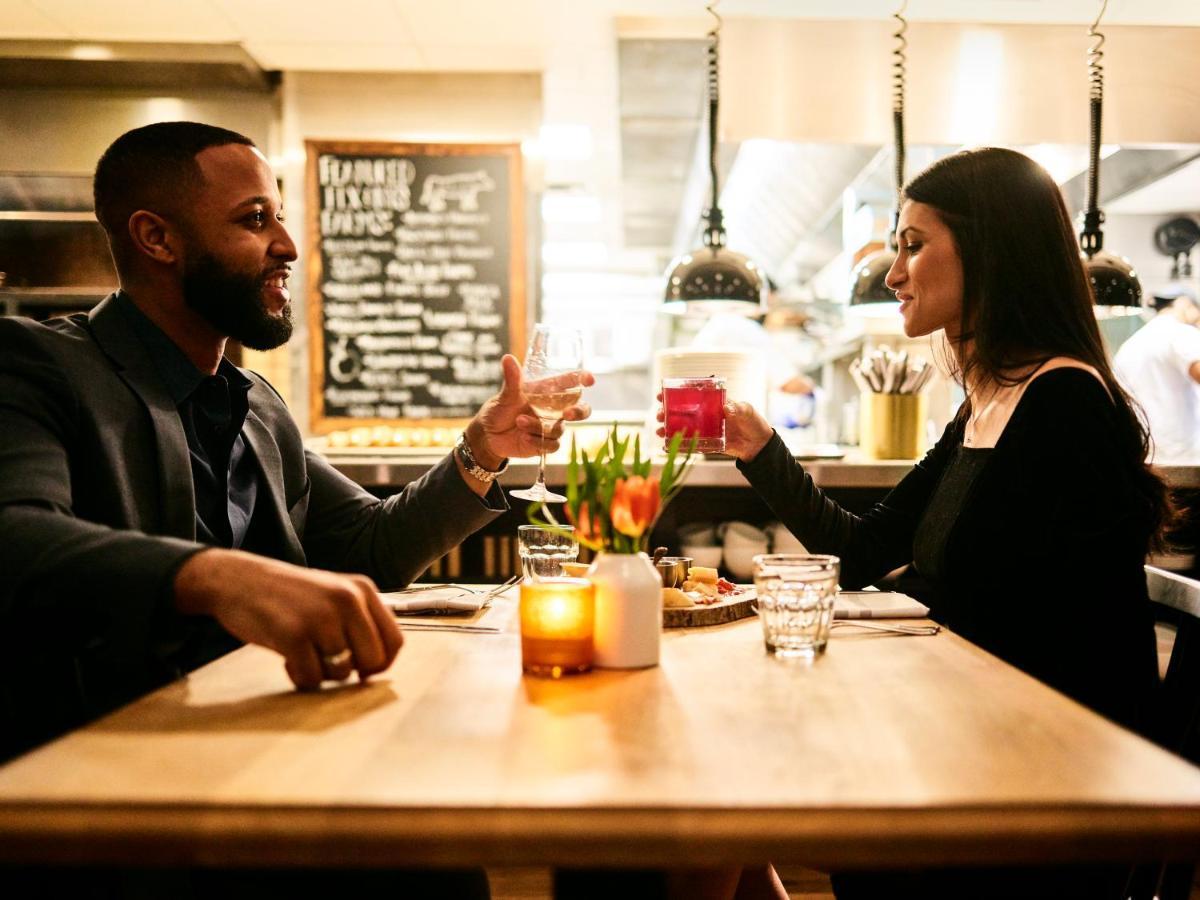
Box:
left=305, top=139, right=525, bottom=435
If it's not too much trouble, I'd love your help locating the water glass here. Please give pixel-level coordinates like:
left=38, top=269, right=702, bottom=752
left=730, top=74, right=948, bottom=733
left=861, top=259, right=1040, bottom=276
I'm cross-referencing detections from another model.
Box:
left=518, top=524, right=579, bottom=582
left=753, top=554, right=840, bottom=661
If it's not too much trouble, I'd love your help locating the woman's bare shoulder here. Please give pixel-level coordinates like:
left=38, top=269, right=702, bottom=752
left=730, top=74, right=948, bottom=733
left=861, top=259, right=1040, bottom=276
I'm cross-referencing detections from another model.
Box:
left=1028, top=356, right=1107, bottom=391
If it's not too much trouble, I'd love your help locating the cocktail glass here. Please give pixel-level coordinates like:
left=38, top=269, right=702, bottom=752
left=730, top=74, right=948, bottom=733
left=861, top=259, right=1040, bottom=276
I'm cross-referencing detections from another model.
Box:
left=662, top=376, right=726, bottom=453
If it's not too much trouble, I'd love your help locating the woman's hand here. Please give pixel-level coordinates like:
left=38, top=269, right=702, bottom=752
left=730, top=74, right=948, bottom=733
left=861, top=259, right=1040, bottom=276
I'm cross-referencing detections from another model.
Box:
left=654, top=393, right=774, bottom=462
left=722, top=400, right=774, bottom=461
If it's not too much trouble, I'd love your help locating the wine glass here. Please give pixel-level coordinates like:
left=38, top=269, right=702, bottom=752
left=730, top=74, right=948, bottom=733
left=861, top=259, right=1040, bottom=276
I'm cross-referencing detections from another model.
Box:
left=510, top=324, right=585, bottom=504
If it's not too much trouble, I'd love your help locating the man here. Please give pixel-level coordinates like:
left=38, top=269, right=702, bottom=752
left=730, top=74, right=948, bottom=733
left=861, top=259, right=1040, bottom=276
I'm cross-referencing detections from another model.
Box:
left=0, top=121, right=593, bottom=761
left=1114, top=289, right=1200, bottom=461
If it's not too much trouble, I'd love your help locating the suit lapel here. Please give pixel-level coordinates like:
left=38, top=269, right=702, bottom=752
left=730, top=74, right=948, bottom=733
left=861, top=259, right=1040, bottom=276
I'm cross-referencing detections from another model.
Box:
left=242, top=408, right=305, bottom=564
left=88, top=294, right=197, bottom=541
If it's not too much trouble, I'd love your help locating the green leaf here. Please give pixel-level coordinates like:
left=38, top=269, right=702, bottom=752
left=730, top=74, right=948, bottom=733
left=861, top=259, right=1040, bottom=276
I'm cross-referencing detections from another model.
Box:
left=566, top=434, right=579, bottom=514
left=524, top=500, right=564, bottom=529
left=612, top=431, right=629, bottom=473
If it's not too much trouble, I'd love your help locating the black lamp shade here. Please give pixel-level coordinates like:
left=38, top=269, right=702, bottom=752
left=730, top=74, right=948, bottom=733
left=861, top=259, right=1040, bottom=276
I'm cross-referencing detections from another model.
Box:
left=663, top=245, right=767, bottom=315
left=1085, top=249, right=1143, bottom=312
left=848, top=247, right=900, bottom=313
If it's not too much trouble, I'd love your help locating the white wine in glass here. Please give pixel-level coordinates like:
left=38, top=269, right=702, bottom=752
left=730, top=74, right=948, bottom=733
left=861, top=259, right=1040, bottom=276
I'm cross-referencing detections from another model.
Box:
left=510, top=324, right=584, bottom=504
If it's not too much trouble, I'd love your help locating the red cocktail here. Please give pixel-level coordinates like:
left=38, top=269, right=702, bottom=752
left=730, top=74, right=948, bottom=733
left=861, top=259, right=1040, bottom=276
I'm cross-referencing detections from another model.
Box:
left=662, top=376, right=726, bottom=453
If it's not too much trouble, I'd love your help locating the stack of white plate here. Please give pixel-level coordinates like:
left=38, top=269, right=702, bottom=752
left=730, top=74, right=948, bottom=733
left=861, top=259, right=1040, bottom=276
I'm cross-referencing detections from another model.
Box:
left=653, top=348, right=768, bottom=411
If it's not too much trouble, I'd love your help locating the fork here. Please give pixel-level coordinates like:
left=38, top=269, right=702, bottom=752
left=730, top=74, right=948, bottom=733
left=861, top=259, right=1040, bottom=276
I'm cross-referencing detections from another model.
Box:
left=399, top=623, right=503, bottom=634
left=476, top=575, right=521, bottom=607
left=393, top=583, right=483, bottom=595
left=394, top=575, right=520, bottom=602
left=830, top=620, right=941, bottom=636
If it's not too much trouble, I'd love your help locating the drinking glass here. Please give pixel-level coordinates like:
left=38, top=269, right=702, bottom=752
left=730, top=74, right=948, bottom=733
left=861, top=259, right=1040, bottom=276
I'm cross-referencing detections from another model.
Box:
left=662, top=376, right=726, bottom=453
left=518, top=524, right=579, bottom=582
left=510, top=324, right=585, bottom=504
left=753, top=554, right=840, bottom=661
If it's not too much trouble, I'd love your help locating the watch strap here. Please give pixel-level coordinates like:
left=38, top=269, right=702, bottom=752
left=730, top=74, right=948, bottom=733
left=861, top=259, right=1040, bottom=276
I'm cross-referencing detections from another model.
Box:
left=456, top=431, right=508, bottom=483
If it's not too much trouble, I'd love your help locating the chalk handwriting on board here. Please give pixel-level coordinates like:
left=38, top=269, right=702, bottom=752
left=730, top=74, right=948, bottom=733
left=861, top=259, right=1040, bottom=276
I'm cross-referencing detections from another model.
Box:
left=419, top=170, right=496, bottom=212
left=327, top=336, right=362, bottom=385
left=308, top=142, right=522, bottom=428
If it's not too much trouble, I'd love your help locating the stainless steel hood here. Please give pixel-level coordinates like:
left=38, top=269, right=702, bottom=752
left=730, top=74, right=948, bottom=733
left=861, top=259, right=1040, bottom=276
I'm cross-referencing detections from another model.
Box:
left=0, top=41, right=277, bottom=92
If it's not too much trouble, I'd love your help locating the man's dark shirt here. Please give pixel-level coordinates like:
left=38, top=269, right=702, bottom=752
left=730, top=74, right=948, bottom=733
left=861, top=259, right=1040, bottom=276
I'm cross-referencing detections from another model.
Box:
left=115, top=292, right=258, bottom=549
left=115, top=292, right=264, bottom=668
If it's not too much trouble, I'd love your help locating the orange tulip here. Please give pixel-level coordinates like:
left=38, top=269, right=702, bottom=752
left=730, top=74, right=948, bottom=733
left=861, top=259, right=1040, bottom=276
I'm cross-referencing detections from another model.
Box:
left=610, top=476, right=661, bottom=539
left=568, top=501, right=602, bottom=543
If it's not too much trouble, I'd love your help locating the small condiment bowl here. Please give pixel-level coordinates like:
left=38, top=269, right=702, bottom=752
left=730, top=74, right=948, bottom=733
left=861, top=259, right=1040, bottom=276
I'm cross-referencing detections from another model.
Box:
left=655, top=556, right=693, bottom=589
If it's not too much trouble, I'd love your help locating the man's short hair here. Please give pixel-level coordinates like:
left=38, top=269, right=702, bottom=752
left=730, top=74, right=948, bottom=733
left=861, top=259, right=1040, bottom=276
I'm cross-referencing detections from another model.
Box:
left=93, top=121, right=255, bottom=261
left=1151, top=288, right=1197, bottom=312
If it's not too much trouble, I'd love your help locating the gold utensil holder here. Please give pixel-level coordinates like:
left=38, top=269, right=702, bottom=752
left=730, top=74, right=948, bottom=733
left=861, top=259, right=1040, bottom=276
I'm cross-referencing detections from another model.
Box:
left=859, top=393, right=927, bottom=460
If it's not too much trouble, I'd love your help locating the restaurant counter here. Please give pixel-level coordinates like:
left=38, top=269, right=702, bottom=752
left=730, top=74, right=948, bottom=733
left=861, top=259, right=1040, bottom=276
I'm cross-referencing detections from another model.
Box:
left=313, top=444, right=1200, bottom=581
left=317, top=448, right=1200, bottom=491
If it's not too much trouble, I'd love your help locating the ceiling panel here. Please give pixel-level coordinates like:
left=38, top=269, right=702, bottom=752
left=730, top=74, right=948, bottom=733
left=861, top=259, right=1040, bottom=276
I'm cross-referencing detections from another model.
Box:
left=616, top=0, right=1200, bottom=26
left=400, top=44, right=546, bottom=72
left=4, top=1, right=70, bottom=37
left=245, top=41, right=425, bottom=72
left=28, top=0, right=238, bottom=41
left=12, top=1, right=1200, bottom=73
left=393, top=0, right=554, bottom=48
left=210, top=0, right=410, bottom=45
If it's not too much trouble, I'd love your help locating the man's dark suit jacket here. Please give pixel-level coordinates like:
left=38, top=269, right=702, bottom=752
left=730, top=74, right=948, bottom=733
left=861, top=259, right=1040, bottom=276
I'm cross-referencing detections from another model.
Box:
left=0, top=294, right=505, bottom=759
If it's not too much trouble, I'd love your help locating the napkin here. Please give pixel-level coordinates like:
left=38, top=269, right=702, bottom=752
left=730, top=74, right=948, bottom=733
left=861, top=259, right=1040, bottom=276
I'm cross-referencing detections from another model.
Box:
left=833, top=591, right=929, bottom=619
left=384, top=587, right=490, bottom=615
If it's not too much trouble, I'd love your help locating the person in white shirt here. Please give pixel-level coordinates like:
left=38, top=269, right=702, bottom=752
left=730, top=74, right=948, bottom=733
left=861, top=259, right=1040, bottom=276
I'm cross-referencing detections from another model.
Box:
left=1114, top=290, right=1200, bottom=461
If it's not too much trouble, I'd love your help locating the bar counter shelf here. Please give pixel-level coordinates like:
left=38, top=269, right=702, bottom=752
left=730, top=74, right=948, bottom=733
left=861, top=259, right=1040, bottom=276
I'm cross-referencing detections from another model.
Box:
left=310, top=439, right=1200, bottom=491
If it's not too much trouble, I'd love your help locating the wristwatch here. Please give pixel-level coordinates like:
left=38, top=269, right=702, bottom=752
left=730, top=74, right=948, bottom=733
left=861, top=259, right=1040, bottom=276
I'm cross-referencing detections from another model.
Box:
left=455, top=431, right=508, bottom=483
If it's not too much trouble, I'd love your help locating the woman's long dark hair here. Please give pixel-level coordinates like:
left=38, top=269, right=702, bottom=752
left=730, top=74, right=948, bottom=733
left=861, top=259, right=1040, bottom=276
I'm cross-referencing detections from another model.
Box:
left=902, top=146, right=1172, bottom=550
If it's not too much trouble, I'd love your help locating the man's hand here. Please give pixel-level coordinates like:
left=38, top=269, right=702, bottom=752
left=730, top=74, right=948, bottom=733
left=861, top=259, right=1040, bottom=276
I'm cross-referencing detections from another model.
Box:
left=654, top=393, right=774, bottom=462
left=467, top=353, right=595, bottom=465
left=174, top=549, right=404, bottom=690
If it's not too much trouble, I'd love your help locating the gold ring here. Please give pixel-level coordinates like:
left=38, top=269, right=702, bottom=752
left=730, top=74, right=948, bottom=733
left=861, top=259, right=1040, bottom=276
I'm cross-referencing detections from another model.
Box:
left=322, top=648, right=353, bottom=669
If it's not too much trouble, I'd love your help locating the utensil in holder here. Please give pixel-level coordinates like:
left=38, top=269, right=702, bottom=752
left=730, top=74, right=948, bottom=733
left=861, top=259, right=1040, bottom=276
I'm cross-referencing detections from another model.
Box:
left=859, top=392, right=927, bottom=460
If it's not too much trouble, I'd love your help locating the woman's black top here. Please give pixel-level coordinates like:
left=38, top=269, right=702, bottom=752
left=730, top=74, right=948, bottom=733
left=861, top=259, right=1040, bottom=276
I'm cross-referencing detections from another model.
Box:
left=738, top=368, right=1159, bottom=732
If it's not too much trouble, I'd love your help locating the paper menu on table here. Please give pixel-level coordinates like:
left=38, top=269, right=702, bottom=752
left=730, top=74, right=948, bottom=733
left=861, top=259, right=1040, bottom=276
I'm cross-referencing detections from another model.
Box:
left=834, top=591, right=929, bottom=619
left=384, top=587, right=489, bottom=615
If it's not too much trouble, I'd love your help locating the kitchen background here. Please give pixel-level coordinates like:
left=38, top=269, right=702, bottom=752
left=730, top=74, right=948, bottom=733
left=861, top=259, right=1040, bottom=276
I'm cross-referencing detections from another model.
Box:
left=2, top=0, right=1200, bottom=443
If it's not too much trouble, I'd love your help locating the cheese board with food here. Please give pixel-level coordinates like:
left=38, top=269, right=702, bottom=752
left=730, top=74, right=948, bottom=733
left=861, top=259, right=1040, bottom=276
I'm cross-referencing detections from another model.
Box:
left=660, top=563, right=756, bottom=628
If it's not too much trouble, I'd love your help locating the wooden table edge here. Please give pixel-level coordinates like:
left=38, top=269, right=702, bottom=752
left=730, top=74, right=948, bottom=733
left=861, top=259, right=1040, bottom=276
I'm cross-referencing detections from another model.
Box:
left=1, top=803, right=1198, bottom=868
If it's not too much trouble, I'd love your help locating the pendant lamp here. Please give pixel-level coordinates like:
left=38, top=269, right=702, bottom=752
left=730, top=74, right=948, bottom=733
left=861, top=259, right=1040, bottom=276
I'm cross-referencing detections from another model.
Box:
left=1079, top=0, right=1142, bottom=314
left=848, top=1, right=907, bottom=314
left=663, top=0, right=765, bottom=316
left=1154, top=216, right=1200, bottom=282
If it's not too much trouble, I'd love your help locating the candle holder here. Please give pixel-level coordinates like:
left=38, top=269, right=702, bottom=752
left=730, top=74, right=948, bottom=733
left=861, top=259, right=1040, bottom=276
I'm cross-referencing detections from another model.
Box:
left=520, top=578, right=595, bottom=678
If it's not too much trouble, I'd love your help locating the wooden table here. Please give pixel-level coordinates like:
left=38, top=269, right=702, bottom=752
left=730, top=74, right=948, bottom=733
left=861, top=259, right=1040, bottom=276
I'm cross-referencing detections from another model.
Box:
left=1, top=593, right=1199, bottom=870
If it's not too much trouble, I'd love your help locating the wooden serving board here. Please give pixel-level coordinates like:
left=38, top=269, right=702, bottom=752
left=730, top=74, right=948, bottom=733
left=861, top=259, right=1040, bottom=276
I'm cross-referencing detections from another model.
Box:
left=663, top=591, right=756, bottom=628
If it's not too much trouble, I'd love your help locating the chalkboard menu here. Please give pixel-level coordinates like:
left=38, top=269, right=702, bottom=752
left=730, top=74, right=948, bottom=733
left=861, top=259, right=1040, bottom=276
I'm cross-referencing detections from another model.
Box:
left=305, top=140, right=525, bottom=433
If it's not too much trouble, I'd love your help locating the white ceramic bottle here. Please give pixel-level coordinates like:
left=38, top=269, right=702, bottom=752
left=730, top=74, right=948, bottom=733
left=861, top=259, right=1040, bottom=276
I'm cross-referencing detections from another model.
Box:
left=588, top=552, right=662, bottom=668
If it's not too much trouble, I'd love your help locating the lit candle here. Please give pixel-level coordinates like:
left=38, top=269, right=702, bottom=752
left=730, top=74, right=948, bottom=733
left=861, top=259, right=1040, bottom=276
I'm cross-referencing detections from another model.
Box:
left=520, top=578, right=595, bottom=678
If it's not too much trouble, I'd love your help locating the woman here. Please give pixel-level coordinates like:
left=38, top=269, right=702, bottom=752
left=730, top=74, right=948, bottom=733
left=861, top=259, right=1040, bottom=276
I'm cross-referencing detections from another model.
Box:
left=661, top=148, right=1169, bottom=898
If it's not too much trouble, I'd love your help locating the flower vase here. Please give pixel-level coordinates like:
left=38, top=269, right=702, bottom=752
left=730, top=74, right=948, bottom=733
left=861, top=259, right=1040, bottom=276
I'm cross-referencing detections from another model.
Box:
left=588, top=551, right=662, bottom=668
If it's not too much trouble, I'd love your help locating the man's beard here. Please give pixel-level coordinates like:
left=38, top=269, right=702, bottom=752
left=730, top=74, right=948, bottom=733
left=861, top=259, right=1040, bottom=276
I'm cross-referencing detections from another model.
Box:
left=181, top=252, right=293, bottom=351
